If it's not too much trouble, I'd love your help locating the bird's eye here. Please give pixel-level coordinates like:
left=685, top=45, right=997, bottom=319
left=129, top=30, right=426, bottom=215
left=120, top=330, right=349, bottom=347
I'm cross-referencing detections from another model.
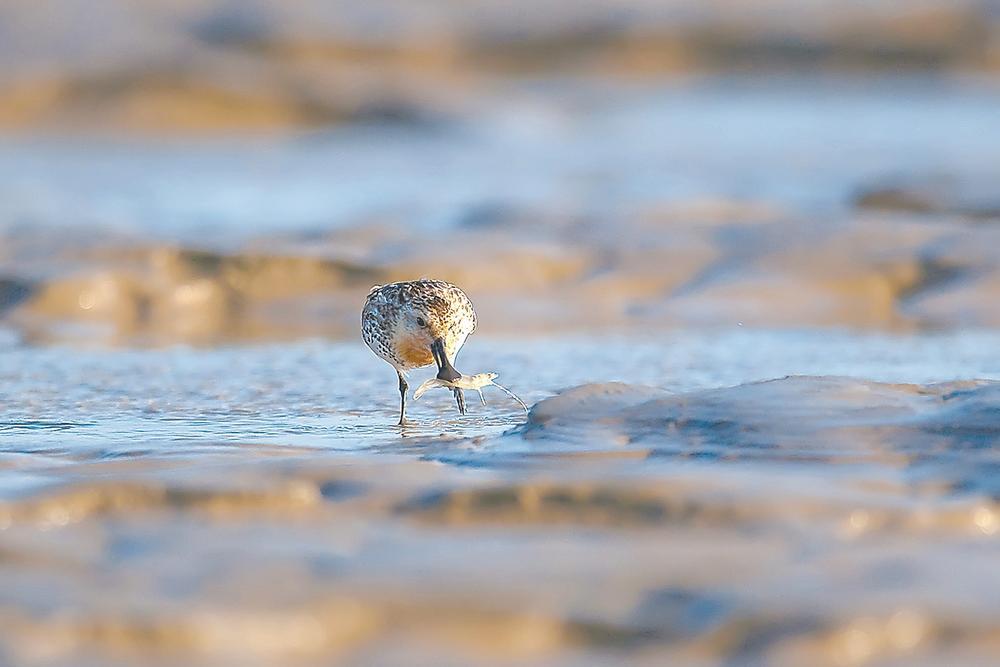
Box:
left=416, top=317, right=426, bottom=327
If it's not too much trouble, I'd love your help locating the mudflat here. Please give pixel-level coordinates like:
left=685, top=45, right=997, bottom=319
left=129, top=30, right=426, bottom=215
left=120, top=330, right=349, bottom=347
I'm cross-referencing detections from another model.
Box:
left=2, top=3, right=1000, bottom=664
left=2, top=332, right=999, bottom=666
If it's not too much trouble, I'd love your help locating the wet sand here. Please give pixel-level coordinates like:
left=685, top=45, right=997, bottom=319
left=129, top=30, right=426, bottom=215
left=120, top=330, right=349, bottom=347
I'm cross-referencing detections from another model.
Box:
left=2, top=333, right=1000, bottom=666
left=3, top=77, right=1000, bottom=347
left=1, top=1, right=999, bottom=133
left=2, top=7, right=1000, bottom=662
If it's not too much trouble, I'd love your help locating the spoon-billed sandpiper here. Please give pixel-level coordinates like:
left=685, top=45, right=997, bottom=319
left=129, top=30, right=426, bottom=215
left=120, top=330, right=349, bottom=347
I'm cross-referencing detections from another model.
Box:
left=362, top=279, right=477, bottom=425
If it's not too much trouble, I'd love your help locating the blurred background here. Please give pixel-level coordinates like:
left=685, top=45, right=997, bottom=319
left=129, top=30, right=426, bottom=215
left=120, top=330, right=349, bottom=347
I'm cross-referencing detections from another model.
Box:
left=3, top=3, right=1000, bottom=667
left=2, top=0, right=1000, bottom=345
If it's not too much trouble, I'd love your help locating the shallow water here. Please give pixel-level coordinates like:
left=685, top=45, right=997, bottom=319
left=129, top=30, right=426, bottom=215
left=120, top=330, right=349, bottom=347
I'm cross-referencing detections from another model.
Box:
left=2, top=328, right=1000, bottom=666
left=3, top=77, right=999, bottom=244
left=1, top=65, right=1000, bottom=665
left=5, top=328, right=1000, bottom=454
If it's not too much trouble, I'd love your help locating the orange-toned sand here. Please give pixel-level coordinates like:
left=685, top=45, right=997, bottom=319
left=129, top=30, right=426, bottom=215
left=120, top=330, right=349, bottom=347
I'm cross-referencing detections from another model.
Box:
left=7, top=202, right=1000, bottom=346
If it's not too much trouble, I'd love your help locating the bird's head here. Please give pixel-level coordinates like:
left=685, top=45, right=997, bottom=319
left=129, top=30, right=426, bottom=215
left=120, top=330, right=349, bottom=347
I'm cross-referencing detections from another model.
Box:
left=392, top=297, right=462, bottom=381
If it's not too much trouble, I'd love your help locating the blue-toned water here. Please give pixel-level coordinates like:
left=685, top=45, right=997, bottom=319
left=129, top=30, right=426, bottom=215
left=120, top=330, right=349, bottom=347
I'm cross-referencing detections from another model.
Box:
left=3, top=329, right=999, bottom=457
left=2, top=77, right=999, bottom=244
left=2, top=327, right=999, bottom=665
left=2, top=76, right=1000, bottom=666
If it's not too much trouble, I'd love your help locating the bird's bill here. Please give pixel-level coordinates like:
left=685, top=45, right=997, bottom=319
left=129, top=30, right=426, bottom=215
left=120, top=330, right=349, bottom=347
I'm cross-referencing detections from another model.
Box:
left=431, top=338, right=462, bottom=383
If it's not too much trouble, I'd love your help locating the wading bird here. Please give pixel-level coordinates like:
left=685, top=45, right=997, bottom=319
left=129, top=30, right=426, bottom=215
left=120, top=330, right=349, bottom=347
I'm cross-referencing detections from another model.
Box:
left=362, top=279, right=476, bottom=425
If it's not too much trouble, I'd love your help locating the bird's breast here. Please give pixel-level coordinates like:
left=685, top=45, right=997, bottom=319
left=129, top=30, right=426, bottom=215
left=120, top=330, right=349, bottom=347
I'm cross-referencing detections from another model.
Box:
left=393, top=331, right=435, bottom=368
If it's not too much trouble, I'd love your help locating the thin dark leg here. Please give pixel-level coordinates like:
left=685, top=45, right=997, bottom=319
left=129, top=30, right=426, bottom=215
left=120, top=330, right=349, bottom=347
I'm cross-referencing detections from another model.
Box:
left=397, top=370, right=408, bottom=426
left=453, top=387, right=466, bottom=415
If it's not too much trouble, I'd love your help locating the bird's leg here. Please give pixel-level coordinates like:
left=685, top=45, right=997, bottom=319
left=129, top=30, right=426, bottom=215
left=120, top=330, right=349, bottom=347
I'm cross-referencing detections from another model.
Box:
left=453, top=387, right=467, bottom=415
left=397, top=370, right=408, bottom=426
